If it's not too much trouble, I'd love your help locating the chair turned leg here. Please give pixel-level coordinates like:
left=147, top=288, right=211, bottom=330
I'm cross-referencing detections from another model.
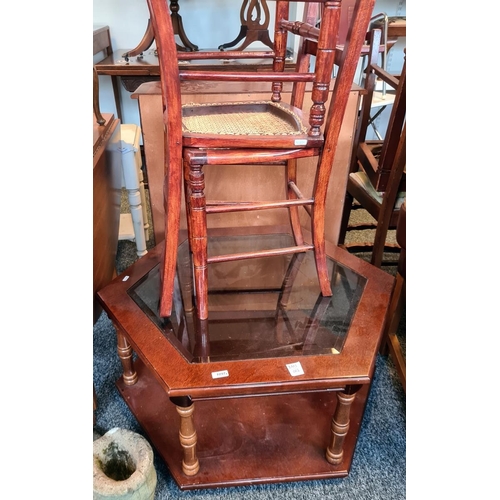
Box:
left=183, top=164, right=194, bottom=252
left=187, top=161, right=209, bottom=320
left=326, top=385, right=360, bottom=465
left=114, top=324, right=138, bottom=386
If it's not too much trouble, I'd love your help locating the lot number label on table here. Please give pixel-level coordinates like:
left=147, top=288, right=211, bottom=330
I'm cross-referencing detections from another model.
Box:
left=211, top=370, right=229, bottom=379
left=286, top=362, right=305, bottom=376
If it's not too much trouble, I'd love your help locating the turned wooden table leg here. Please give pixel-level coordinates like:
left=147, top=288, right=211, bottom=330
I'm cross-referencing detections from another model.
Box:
left=171, top=396, right=200, bottom=476
left=326, top=385, right=361, bottom=465
left=115, top=324, right=138, bottom=386
left=187, top=161, right=209, bottom=320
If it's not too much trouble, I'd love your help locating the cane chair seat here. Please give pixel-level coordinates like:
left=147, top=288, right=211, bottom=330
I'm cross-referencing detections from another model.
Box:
left=182, top=101, right=309, bottom=138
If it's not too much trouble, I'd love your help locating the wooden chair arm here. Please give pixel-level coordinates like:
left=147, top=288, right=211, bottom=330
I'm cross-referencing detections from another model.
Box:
left=357, top=141, right=381, bottom=179
left=370, top=63, right=399, bottom=89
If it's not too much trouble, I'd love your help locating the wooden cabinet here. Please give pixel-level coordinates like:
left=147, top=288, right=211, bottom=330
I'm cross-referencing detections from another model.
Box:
left=93, top=113, right=122, bottom=323
left=132, top=80, right=361, bottom=245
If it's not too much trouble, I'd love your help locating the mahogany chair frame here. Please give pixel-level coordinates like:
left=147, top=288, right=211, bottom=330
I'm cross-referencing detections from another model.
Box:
left=339, top=35, right=406, bottom=267
left=147, top=0, right=376, bottom=320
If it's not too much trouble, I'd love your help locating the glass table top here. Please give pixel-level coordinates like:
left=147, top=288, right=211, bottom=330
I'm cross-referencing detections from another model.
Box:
left=128, top=233, right=366, bottom=364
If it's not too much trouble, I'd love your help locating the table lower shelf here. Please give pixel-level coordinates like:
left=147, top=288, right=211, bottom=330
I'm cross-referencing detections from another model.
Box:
left=116, top=357, right=371, bottom=490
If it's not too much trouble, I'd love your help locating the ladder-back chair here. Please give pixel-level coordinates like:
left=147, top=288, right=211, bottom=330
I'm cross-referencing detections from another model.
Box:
left=147, top=0, right=376, bottom=320
left=339, top=33, right=406, bottom=267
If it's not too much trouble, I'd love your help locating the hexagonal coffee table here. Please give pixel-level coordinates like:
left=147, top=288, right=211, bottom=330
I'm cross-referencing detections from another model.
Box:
left=97, top=226, right=394, bottom=490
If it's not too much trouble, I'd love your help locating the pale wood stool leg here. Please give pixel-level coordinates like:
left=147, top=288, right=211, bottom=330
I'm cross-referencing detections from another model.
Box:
left=125, top=183, right=148, bottom=257
left=326, top=385, right=361, bottom=465
left=121, top=126, right=148, bottom=258
left=172, top=397, right=200, bottom=476
left=114, top=324, right=138, bottom=386
left=138, top=165, right=150, bottom=241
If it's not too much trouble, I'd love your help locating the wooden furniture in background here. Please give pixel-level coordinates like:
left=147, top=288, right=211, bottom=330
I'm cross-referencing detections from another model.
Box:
left=380, top=200, right=406, bottom=391
left=355, top=32, right=406, bottom=192
left=93, top=112, right=122, bottom=421
left=93, top=66, right=105, bottom=126
left=369, top=13, right=406, bottom=92
left=93, top=112, right=122, bottom=324
left=371, top=14, right=406, bottom=62
left=123, top=0, right=198, bottom=58
left=218, top=0, right=274, bottom=51
left=339, top=36, right=406, bottom=267
left=122, top=18, right=156, bottom=59
left=93, top=25, right=123, bottom=122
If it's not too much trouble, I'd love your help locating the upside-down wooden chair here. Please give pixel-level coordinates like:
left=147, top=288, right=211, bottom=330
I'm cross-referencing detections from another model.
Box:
left=339, top=35, right=406, bottom=267
left=147, top=0, right=376, bottom=321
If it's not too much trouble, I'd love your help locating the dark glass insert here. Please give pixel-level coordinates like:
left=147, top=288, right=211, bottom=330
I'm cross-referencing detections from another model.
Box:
left=128, top=233, right=366, bottom=363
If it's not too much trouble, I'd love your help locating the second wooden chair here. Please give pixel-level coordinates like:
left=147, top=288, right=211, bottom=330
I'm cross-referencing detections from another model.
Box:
left=339, top=31, right=406, bottom=267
